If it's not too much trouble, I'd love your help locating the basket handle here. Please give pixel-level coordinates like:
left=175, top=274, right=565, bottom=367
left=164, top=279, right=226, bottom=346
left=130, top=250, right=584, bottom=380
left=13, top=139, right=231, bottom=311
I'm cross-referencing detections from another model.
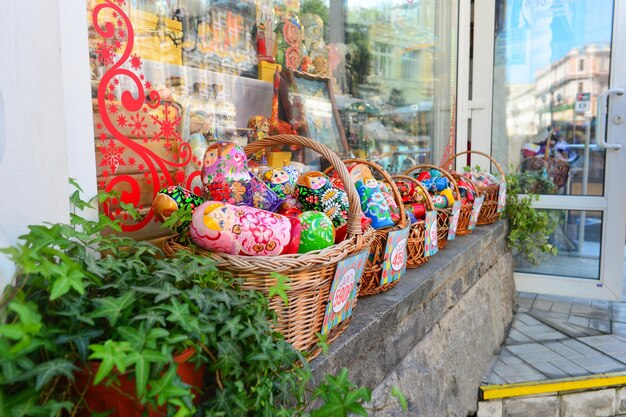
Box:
left=391, top=175, right=435, bottom=211
left=322, top=158, right=407, bottom=229
left=402, top=164, right=461, bottom=201
left=244, top=134, right=363, bottom=237
left=517, top=156, right=549, bottom=173
left=443, top=150, right=506, bottom=183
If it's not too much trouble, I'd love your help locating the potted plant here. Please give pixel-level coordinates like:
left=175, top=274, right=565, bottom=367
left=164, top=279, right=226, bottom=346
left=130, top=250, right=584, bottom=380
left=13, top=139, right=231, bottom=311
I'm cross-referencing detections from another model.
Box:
left=0, top=181, right=401, bottom=416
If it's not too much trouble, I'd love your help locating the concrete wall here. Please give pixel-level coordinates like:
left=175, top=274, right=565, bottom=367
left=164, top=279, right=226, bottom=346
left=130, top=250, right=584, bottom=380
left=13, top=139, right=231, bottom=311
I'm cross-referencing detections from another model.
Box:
left=0, top=1, right=95, bottom=289
left=311, top=222, right=516, bottom=417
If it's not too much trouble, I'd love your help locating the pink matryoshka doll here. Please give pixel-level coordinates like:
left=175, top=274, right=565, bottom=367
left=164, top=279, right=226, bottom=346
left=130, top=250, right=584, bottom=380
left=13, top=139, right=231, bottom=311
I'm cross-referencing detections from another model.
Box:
left=189, top=201, right=301, bottom=256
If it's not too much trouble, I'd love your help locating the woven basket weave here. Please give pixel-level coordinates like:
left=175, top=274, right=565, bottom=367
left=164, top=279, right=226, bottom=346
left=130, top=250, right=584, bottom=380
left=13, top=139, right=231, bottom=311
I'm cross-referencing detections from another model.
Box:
left=163, top=134, right=375, bottom=354
left=324, top=159, right=409, bottom=296
left=445, top=150, right=506, bottom=226
left=402, top=164, right=472, bottom=245
left=391, top=174, right=436, bottom=267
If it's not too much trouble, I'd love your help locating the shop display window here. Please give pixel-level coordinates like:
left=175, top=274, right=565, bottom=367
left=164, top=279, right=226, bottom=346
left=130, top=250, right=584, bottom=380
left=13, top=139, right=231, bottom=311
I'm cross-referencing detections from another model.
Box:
left=87, top=0, right=458, bottom=238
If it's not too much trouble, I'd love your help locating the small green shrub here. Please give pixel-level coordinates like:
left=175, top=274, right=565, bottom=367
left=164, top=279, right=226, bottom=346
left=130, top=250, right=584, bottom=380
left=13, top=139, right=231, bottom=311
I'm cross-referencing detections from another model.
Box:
left=0, top=180, right=403, bottom=416
left=505, top=170, right=558, bottom=265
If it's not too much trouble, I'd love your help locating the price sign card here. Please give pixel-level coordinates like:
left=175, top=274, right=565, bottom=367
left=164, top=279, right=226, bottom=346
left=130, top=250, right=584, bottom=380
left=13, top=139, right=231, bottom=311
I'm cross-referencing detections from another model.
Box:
left=424, top=210, right=438, bottom=257
left=468, top=196, right=485, bottom=230
left=497, top=182, right=506, bottom=213
left=321, top=249, right=369, bottom=335
left=447, top=201, right=462, bottom=240
left=379, top=227, right=410, bottom=286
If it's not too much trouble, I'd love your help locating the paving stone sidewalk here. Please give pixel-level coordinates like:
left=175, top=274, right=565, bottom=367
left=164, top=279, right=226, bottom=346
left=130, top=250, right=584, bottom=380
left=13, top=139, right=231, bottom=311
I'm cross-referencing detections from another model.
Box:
left=482, top=247, right=626, bottom=385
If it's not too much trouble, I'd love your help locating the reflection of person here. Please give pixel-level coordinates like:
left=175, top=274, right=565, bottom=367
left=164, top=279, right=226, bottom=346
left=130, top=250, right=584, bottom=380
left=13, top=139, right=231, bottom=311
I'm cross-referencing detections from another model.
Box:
left=521, top=128, right=578, bottom=163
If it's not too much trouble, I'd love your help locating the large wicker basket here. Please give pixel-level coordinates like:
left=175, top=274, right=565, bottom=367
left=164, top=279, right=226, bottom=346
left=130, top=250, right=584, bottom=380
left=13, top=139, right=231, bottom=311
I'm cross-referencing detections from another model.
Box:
left=445, top=150, right=506, bottom=226
left=163, top=135, right=375, bottom=354
left=391, top=175, right=436, bottom=267
left=401, top=164, right=465, bottom=249
left=324, top=159, right=409, bottom=297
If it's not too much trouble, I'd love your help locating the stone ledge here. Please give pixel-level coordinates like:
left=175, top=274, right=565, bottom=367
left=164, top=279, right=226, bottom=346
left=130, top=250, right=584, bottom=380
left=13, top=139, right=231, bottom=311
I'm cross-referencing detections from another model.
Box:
left=310, top=221, right=509, bottom=390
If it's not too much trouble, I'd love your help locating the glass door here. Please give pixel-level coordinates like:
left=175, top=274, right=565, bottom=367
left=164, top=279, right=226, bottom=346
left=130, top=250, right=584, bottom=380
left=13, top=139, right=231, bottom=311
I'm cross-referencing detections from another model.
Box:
left=472, top=0, right=626, bottom=300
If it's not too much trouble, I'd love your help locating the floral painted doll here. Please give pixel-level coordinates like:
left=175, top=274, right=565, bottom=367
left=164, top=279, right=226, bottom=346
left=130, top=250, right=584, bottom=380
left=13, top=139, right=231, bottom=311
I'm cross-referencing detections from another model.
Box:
left=296, top=171, right=348, bottom=228
left=348, top=164, right=394, bottom=229
left=189, top=201, right=301, bottom=256
left=152, top=186, right=205, bottom=232
left=201, top=142, right=283, bottom=212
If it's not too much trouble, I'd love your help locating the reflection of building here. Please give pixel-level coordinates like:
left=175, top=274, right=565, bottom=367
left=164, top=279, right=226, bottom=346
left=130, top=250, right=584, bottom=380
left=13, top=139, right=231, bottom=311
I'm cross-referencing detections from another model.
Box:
left=507, top=43, right=610, bottom=141
left=535, top=43, right=609, bottom=133
left=346, top=1, right=435, bottom=105
left=505, top=43, right=610, bottom=176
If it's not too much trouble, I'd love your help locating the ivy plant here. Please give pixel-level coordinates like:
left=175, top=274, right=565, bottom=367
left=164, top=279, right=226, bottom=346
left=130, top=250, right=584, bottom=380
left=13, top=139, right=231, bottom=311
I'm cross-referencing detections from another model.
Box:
left=505, top=170, right=558, bottom=265
left=0, top=180, right=404, bottom=416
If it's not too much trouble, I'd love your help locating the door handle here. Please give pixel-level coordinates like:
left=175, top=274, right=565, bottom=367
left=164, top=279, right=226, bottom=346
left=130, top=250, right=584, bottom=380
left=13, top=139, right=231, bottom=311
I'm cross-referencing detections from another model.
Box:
left=596, top=88, right=624, bottom=151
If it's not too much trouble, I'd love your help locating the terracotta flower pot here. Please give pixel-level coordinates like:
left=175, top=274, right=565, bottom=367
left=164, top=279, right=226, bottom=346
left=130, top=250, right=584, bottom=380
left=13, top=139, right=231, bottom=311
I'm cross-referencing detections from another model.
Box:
left=75, top=348, right=204, bottom=417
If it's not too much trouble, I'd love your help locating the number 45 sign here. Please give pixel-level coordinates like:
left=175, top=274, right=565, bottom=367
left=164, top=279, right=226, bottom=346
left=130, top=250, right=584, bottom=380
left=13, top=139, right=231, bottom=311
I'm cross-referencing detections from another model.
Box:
left=380, top=227, right=410, bottom=286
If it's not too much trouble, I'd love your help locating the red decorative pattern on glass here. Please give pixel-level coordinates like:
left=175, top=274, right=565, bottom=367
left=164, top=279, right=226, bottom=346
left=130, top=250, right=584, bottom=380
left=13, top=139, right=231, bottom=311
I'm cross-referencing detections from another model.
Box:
left=92, top=0, right=194, bottom=232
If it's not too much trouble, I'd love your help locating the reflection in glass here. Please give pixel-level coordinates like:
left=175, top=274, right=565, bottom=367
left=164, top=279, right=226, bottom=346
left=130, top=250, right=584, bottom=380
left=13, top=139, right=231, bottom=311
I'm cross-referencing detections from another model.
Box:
left=492, top=0, right=613, bottom=196
left=516, top=209, right=602, bottom=280
left=86, top=0, right=459, bottom=238
left=342, top=0, right=458, bottom=172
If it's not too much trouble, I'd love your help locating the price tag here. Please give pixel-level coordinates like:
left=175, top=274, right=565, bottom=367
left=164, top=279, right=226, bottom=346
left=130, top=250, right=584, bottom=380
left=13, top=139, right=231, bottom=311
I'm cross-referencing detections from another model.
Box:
left=447, top=201, right=462, bottom=240
left=424, top=210, right=438, bottom=257
left=468, top=196, right=485, bottom=230
left=497, top=182, right=506, bottom=213
left=321, top=249, right=369, bottom=335
left=379, top=227, right=410, bottom=286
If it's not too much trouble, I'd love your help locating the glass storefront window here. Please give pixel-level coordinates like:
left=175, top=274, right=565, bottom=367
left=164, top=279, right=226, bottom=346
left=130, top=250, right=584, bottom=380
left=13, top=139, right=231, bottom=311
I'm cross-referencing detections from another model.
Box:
left=492, top=0, right=614, bottom=197
left=87, top=0, right=458, bottom=237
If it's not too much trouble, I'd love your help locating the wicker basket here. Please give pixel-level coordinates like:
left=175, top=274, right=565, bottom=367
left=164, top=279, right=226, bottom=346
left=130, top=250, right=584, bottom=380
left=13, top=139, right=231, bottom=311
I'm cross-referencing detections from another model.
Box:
left=445, top=150, right=506, bottom=226
left=519, top=157, right=569, bottom=192
left=401, top=164, right=466, bottom=249
left=324, top=159, right=409, bottom=297
left=163, top=135, right=375, bottom=354
left=391, top=175, right=436, bottom=267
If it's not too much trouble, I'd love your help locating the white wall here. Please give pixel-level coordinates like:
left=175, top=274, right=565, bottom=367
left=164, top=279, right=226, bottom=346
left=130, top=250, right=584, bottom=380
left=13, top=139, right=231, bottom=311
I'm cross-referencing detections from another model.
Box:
left=0, top=1, right=96, bottom=289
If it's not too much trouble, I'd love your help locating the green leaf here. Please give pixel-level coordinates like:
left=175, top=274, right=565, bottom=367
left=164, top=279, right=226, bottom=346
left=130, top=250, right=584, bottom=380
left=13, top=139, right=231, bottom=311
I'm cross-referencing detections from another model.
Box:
left=49, top=263, right=85, bottom=300
left=89, top=291, right=136, bottom=326
left=131, top=352, right=150, bottom=398
left=34, top=359, right=79, bottom=390
left=268, top=273, right=291, bottom=307
left=391, top=386, right=408, bottom=412
left=315, top=332, right=329, bottom=355
left=68, top=177, right=84, bottom=193
left=88, top=340, right=133, bottom=385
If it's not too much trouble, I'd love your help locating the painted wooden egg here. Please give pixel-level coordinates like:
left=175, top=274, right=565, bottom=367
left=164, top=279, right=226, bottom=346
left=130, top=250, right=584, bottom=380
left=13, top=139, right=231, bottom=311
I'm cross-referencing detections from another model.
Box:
left=434, top=177, right=449, bottom=192
left=153, top=186, right=205, bottom=231
left=433, top=195, right=448, bottom=209
left=429, top=168, right=442, bottom=179
left=297, top=211, right=335, bottom=253
left=439, top=188, right=455, bottom=207
left=189, top=201, right=301, bottom=256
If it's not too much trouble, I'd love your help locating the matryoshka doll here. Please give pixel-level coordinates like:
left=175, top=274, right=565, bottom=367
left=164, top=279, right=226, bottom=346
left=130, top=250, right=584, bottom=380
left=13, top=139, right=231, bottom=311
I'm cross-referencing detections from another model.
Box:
left=296, top=171, right=348, bottom=228
left=152, top=186, right=205, bottom=232
left=297, top=211, right=335, bottom=253
left=189, top=201, right=301, bottom=256
left=456, top=176, right=477, bottom=204
left=348, top=164, right=394, bottom=229
left=263, top=167, right=299, bottom=209
left=201, top=142, right=283, bottom=212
